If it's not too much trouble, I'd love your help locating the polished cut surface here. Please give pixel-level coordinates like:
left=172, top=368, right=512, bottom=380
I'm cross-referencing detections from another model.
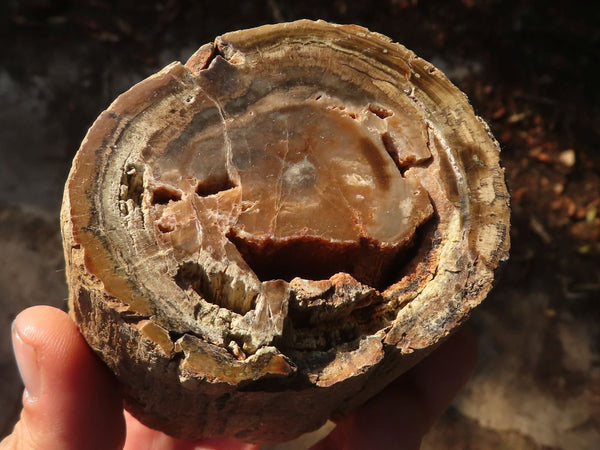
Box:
left=61, top=20, right=510, bottom=443
left=153, top=96, right=434, bottom=288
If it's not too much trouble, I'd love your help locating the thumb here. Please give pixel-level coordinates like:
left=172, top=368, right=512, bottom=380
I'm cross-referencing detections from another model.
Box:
left=1, top=306, right=125, bottom=450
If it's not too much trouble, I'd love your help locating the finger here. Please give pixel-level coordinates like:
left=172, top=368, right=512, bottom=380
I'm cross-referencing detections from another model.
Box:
left=404, top=325, right=478, bottom=426
left=123, top=411, right=260, bottom=450
left=0, top=306, right=125, bottom=450
left=312, top=326, right=477, bottom=450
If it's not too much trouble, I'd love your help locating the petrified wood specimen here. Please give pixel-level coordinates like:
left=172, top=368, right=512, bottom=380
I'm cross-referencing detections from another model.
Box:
left=61, top=20, right=510, bottom=443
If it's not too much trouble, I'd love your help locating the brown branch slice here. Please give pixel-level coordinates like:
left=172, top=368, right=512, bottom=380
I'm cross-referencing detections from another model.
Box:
left=61, top=20, right=510, bottom=444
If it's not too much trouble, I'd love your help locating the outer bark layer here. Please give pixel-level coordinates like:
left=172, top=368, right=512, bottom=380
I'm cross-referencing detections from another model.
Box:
left=61, top=20, right=510, bottom=444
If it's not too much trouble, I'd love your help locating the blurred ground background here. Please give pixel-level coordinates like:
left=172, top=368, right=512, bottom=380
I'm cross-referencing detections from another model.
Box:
left=1, top=1, right=599, bottom=448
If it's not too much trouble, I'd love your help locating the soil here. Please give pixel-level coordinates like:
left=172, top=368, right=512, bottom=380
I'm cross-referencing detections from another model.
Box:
left=1, top=1, right=598, bottom=448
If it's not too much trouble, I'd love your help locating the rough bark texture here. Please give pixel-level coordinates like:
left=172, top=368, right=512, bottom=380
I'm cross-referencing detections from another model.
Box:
left=60, top=20, right=510, bottom=444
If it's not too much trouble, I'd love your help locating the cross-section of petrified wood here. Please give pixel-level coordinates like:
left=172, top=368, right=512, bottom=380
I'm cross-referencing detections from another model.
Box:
left=61, top=20, right=510, bottom=444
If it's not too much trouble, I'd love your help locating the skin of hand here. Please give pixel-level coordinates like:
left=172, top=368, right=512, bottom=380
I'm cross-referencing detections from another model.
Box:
left=0, top=305, right=476, bottom=450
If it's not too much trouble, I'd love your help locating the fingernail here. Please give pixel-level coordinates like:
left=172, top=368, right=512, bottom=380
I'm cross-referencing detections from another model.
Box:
left=11, top=321, right=41, bottom=401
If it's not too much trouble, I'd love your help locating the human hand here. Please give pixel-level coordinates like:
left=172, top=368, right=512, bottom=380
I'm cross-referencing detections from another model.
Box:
left=1, top=306, right=476, bottom=450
